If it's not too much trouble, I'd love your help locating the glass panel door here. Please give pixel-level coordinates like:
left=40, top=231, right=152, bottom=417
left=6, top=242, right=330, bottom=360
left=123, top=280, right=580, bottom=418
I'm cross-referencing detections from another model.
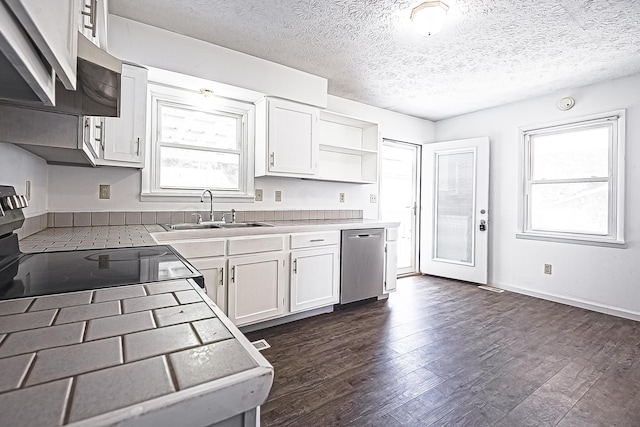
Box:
left=380, top=140, right=420, bottom=275
left=434, top=150, right=475, bottom=264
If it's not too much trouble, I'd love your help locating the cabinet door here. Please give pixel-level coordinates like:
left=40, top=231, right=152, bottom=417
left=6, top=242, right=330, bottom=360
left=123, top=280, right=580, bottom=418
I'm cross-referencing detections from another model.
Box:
left=102, top=64, right=147, bottom=166
left=190, top=258, right=226, bottom=314
left=385, top=240, right=398, bottom=293
left=290, top=246, right=339, bottom=312
left=228, top=252, right=286, bottom=326
left=6, top=0, right=80, bottom=90
left=268, top=98, right=318, bottom=176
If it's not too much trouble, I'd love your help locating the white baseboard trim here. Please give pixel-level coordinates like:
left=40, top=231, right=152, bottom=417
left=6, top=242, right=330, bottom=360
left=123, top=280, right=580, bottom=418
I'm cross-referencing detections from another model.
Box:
left=491, top=281, right=640, bottom=322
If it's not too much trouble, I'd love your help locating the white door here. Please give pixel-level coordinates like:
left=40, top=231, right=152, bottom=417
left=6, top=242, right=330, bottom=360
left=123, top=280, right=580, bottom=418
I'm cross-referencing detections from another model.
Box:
left=228, top=253, right=286, bottom=326
left=268, top=98, right=318, bottom=175
left=6, top=0, right=80, bottom=90
left=103, top=64, right=147, bottom=164
left=190, top=258, right=226, bottom=314
left=290, top=246, right=339, bottom=312
left=384, top=239, right=398, bottom=292
left=380, top=140, right=420, bottom=275
left=420, top=137, right=490, bottom=284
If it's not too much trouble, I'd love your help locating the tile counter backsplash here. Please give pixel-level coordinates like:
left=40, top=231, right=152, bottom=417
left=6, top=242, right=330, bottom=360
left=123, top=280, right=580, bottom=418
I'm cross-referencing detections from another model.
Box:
left=16, top=210, right=363, bottom=242
left=46, top=210, right=362, bottom=228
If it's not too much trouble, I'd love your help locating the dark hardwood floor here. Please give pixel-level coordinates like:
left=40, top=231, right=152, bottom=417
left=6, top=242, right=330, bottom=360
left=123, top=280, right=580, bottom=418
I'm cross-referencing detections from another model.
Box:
left=246, top=275, right=640, bottom=426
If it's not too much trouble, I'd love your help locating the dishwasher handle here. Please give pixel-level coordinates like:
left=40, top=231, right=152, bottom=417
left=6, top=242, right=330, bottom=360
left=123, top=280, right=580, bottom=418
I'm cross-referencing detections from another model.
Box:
left=349, top=233, right=382, bottom=239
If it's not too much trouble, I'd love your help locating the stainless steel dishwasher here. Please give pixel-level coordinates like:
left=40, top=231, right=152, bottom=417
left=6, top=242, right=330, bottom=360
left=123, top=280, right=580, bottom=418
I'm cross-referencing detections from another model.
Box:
left=340, top=228, right=385, bottom=304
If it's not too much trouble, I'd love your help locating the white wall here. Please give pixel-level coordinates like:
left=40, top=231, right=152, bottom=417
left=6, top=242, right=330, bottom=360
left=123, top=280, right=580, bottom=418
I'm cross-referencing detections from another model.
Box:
left=47, top=18, right=435, bottom=218
left=434, top=73, right=640, bottom=319
left=0, top=143, right=48, bottom=217
left=108, top=15, right=328, bottom=108
left=47, top=90, right=435, bottom=217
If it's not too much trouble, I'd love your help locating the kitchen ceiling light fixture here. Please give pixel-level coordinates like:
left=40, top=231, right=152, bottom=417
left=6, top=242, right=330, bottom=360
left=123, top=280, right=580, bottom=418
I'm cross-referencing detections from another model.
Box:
left=199, top=88, right=215, bottom=97
left=410, top=1, right=449, bottom=36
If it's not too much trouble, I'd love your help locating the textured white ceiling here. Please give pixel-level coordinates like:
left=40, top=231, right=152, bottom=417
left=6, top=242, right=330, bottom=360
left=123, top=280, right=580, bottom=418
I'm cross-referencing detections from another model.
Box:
left=109, top=0, right=640, bottom=121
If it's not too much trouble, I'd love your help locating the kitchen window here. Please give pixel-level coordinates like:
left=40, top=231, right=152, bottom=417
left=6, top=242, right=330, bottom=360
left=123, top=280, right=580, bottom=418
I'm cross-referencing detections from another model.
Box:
left=517, top=110, right=625, bottom=246
left=142, top=83, right=255, bottom=200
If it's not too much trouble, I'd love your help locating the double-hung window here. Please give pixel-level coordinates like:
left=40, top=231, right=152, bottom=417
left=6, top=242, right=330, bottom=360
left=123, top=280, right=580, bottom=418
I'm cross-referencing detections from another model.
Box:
left=518, top=111, right=625, bottom=246
left=142, top=83, right=254, bottom=200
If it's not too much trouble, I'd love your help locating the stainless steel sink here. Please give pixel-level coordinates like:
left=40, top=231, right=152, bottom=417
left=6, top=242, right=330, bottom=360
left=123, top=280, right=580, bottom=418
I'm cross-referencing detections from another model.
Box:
left=216, top=222, right=271, bottom=228
left=161, top=222, right=271, bottom=231
left=161, top=223, right=221, bottom=231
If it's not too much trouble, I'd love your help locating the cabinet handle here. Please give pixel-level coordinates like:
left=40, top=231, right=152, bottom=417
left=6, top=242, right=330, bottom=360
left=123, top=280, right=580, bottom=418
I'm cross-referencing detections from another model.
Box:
left=231, top=266, right=235, bottom=283
left=82, top=0, right=97, bottom=38
left=310, top=239, right=324, bottom=242
left=219, top=267, right=224, bottom=287
left=269, top=152, right=275, bottom=166
left=95, top=121, right=104, bottom=151
left=136, top=137, right=140, bottom=156
left=293, top=259, right=297, bottom=274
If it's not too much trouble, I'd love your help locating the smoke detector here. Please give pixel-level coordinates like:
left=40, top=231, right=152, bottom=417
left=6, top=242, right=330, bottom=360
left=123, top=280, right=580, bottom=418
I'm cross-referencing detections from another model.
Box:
left=557, top=97, right=575, bottom=111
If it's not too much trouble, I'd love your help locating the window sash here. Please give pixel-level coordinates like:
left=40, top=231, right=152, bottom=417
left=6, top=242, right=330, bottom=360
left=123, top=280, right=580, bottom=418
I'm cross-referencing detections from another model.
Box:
left=522, top=115, right=621, bottom=242
left=149, top=93, right=249, bottom=195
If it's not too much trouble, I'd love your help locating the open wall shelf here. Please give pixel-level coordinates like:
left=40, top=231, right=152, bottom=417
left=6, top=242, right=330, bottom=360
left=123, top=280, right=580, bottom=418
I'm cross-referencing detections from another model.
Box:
left=318, top=111, right=379, bottom=184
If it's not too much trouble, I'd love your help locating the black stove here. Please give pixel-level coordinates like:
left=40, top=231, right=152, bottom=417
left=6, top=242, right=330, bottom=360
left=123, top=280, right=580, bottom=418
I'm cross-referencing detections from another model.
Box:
left=0, top=186, right=204, bottom=301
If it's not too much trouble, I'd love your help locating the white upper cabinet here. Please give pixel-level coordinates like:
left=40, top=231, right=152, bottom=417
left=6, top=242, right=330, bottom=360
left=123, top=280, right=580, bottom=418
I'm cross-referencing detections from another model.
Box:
left=100, top=63, right=147, bottom=167
left=255, top=97, right=319, bottom=178
left=4, top=0, right=81, bottom=91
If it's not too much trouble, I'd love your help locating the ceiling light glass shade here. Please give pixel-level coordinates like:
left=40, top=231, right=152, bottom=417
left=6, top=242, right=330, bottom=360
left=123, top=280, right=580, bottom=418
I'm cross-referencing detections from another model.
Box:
left=411, top=1, right=449, bottom=36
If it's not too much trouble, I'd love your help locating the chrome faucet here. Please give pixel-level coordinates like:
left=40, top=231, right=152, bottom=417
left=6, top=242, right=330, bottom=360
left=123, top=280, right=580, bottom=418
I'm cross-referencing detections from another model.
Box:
left=224, top=209, right=236, bottom=224
left=200, top=189, right=214, bottom=221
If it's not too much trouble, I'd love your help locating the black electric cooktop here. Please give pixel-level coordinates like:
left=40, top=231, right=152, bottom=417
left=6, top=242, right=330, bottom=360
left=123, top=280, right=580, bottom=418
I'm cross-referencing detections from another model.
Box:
left=0, top=245, right=204, bottom=301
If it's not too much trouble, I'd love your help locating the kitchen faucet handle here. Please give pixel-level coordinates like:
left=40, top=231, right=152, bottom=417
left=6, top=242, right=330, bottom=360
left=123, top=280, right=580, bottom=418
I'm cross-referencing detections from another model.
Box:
left=192, top=213, right=203, bottom=224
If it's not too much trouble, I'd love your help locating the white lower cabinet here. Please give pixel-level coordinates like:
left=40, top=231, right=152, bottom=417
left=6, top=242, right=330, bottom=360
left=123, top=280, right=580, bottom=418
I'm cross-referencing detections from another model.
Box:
left=161, top=238, right=227, bottom=313
left=228, top=252, right=286, bottom=326
left=290, top=246, right=339, bottom=312
left=384, top=240, right=398, bottom=292
left=190, top=258, right=226, bottom=314
left=384, top=228, right=398, bottom=292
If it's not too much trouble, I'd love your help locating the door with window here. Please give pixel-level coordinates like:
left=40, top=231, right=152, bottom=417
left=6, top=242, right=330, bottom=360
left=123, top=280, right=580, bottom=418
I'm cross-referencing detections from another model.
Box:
left=380, top=140, right=420, bottom=275
left=420, top=137, right=490, bottom=284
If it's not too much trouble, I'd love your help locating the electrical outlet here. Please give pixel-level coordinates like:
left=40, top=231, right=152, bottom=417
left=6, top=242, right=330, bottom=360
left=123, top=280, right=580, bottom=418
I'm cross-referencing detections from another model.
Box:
left=544, top=264, right=552, bottom=275
left=25, top=180, right=31, bottom=201
left=339, top=193, right=345, bottom=203
left=99, top=184, right=111, bottom=199
left=370, top=194, right=377, bottom=203
left=255, top=189, right=263, bottom=202
left=275, top=190, right=282, bottom=202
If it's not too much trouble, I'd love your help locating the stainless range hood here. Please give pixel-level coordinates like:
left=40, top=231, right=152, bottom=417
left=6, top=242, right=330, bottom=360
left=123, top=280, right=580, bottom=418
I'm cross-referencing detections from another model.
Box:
left=72, top=34, right=122, bottom=117
left=0, top=34, right=123, bottom=166
left=0, top=33, right=122, bottom=117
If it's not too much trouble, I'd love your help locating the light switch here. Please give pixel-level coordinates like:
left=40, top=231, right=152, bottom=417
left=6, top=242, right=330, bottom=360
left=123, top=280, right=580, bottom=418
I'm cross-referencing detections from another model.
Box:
left=275, top=190, right=282, bottom=202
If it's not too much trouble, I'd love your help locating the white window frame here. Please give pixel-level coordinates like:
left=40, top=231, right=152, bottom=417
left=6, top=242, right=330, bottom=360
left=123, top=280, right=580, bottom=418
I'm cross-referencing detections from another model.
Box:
left=141, top=82, right=255, bottom=202
left=517, top=110, right=625, bottom=247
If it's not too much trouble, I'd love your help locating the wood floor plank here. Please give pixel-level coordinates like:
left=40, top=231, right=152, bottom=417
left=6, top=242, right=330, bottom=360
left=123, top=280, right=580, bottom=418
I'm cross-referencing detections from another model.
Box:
left=246, top=275, right=640, bottom=426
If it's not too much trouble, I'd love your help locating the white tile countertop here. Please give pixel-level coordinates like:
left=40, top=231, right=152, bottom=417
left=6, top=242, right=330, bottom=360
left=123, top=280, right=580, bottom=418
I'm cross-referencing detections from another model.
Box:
left=0, top=279, right=273, bottom=427
left=19, top=225, right=162, bottom=253
left=18, top=220, right=399, bottom=251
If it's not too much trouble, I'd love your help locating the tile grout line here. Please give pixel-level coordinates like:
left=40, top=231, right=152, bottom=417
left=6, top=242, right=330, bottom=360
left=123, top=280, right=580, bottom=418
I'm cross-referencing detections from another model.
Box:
left=62, top=376, right=77, bottom=426
left=17, top=352, right=37, bottom=389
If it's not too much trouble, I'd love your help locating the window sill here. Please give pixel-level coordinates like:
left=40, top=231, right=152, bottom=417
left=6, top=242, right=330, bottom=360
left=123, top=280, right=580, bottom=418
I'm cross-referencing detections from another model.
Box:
left=516, top=232, right=626, bottom=248
left=140, top=192, right=255, bottom=203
